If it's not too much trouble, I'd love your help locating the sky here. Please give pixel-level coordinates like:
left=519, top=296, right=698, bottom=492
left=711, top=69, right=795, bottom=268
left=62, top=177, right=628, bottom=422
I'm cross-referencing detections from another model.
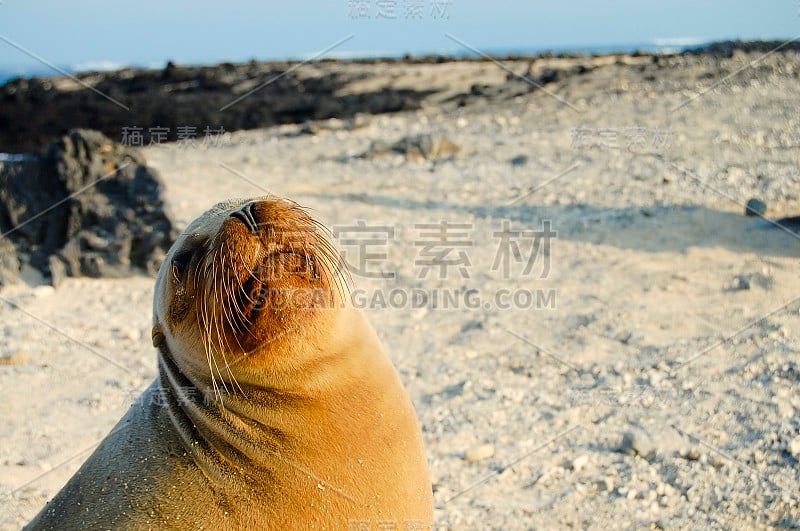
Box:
left=0, top=1, right=797, bottom=76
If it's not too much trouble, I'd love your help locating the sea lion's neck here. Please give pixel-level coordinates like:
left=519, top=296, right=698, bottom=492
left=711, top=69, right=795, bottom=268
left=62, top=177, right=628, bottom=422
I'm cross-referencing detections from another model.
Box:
left=157, top=347, right=298, bottom=484
left=156, top=319, right=395, bottom=491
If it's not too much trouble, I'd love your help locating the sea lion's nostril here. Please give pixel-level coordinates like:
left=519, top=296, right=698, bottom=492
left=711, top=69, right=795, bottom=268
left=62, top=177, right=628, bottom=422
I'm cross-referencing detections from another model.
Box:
left=230, top=202, right=259, bottom=234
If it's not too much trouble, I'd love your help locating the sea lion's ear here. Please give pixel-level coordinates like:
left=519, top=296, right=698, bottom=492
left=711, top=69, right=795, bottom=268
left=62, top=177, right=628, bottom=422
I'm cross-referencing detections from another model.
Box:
left=152, top=323, right=166, bottom=348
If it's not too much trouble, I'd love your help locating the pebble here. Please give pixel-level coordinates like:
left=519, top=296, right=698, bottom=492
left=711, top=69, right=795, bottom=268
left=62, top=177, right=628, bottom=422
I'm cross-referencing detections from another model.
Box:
left=32, top=285, right=55, bottom=298
left=776, top=398, right=795, bottom=419
left=600, top=476, right=615, bottom=493
left=655, top=483, right=675, bottom=497
left=537, top=466, right=562, bottom=484
left=464, top=444, right=495, bottom=463
left=744, top=198, right=767, bottom=217
left=0, top=352, right=29, bottom=366
left=115, top=326, right=142, bottom=342
left=733, top=275, right=751, bottom=290
left=571, top=455, right=589, bottom=472
left=789, top=436, right=800, bottom=456
left=621, top=430, right=655, bottom=459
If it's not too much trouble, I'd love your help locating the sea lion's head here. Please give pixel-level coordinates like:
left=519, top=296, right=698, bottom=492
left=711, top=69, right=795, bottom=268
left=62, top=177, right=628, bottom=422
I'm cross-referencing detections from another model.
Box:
left=151, top=197, right=348, bottom=385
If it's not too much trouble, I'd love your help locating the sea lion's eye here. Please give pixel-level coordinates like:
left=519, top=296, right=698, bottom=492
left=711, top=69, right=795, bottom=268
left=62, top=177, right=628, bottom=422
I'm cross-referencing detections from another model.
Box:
left=171, top=251, right=193, bottom=283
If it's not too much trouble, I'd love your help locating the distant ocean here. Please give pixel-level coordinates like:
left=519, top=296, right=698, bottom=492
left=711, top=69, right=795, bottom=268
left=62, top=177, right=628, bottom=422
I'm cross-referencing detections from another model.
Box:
left=0, top=38, right=709, bottom=85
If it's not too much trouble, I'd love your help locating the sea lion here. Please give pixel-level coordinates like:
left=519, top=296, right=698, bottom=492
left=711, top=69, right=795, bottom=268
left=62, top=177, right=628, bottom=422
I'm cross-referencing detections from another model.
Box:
left=26, top=197, right=433, bottom=530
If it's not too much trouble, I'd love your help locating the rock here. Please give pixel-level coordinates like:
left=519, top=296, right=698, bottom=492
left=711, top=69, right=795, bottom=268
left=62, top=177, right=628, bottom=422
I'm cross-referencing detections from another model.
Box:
left=539, top=69, right=560, bottom=84
left=0, top=238, right=20, bottom=287
left=684, top=40, right=800, bottom=58
left=621, top=430, right=656, bottom=459
left=744, top=198, right=766, bottom=217
left=465, top=444, right=495, bottom=463
left=679, top=447, right=701, bottom=461
left=598, top=476, right=615, bottom=493
left=0, top=63, right=436, bottom=153
left=47, top=254, right=67, bottom=288
left=114, top=325, right=142, bottom=342
left=440, top=380, right=467, bottom=399
left=789, top=436, right=800, bottom=456
left=361, top=134, right=460, bottom=162
left=0, top=129, right=177, bottom=285
left=0, top=352, right=29, bottom=365
left=571, top=455, right=589, bottom=472
left=733, top=275, right=751, bottom=290
left=32, top=285, right=55, bottom=298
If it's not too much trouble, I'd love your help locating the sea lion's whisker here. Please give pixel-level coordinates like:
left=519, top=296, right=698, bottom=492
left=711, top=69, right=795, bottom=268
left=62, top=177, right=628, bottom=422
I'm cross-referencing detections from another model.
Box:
left=315, top=243, right=350, bottom=304
left=225, top=246, right=273, bottom=342
left=293, top=207, right=351, bottom=301
left=197, top=248, right=213, bottom=383
left=208, top=255, right=225, bottom=402
left=215, top=256, right=239, bottom=384
left=237, top=249, right=263, bottom=284
left=201, top=262, right=220, bottom=406
left=312, top=233, right=352, bottom=297
left=225, top=243, right=259, bottom=313
left=221, top=253, right=251, bottom=375
left=217, top=245, right=249, bottom=393
left=222, top=243, right=253, bottom=334
left=208, top=255, right=230, bottom=402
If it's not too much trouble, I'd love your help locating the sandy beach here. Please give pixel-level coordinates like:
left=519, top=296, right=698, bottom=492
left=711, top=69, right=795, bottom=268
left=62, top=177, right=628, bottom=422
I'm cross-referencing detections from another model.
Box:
left=1, top=49, right=800, bottom=529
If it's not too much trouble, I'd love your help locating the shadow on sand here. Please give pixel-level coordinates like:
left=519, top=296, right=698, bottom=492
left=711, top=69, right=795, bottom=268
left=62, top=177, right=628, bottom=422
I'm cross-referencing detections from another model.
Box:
left=300, top=192, right=800, bottom=258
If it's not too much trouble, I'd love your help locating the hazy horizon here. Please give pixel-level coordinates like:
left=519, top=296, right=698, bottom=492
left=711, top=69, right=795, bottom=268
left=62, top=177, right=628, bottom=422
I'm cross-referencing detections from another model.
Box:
left=0, top=1, right=796, bottom=80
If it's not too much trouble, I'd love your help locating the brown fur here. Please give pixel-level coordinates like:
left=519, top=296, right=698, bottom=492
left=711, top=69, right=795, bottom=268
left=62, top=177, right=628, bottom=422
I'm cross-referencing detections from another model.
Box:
left=26, top=197, right=433, bottom=530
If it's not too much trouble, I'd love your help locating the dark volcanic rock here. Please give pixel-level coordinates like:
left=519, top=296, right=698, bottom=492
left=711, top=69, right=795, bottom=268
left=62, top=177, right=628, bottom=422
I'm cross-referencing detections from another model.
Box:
left=684, top=40, right=800, bottom=58
left=1, top=41, right=794, bottom=153
left=745, top=198, right=767, bottom=217
left=0, top=129, right=176, bottom=286
left=0, top=62, right=437, bottom=153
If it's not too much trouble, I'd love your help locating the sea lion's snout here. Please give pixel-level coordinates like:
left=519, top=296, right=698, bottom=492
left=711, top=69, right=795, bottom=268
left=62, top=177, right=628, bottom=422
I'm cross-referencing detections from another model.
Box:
left=229, top=202, right=260, bottom=234
left=153, top=197, right=350, bottom=363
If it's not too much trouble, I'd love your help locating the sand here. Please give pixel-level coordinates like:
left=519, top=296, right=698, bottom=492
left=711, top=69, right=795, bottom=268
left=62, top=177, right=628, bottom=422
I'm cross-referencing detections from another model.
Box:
left=2, top=51, right=800, bottom=529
